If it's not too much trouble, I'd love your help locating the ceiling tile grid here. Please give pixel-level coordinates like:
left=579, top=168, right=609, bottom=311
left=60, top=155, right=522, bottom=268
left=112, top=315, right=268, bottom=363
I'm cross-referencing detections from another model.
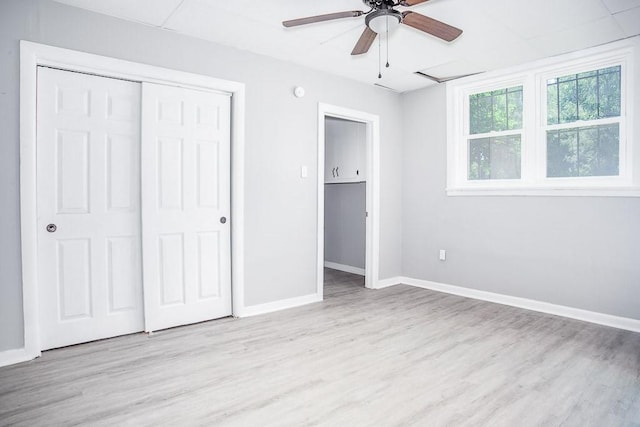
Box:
left=52, top=0, right=640, bottom=93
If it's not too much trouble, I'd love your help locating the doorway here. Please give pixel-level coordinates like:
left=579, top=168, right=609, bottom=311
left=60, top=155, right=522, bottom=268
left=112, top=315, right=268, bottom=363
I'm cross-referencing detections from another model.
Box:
left=317, top=104, right=380, bottom=298
left=324, top=117, right=367, bottom=289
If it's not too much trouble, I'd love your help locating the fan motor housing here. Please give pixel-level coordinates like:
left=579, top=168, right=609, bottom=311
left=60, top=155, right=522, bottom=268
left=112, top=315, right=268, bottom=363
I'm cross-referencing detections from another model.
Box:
left=362, top=0, right=396, bottom=7
left=365, top=8, right=403, bottom=33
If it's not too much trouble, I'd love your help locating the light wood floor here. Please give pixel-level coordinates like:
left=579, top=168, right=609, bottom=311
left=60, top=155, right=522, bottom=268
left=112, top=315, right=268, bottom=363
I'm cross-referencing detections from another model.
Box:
left=1, top=269, right=639, bottom=426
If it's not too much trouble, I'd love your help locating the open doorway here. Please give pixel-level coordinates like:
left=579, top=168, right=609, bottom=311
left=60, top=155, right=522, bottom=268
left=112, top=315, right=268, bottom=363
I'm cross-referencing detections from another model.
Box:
left=317, top=104, right=380, bottom=298
left=324, top=117, right=367, bottom=290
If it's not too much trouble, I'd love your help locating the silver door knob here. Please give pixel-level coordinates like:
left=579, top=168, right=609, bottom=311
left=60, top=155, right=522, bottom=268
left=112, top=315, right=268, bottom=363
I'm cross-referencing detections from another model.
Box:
left=46, top=224, right=57, bottom=233
left=220, top=217, right=227, bottom=224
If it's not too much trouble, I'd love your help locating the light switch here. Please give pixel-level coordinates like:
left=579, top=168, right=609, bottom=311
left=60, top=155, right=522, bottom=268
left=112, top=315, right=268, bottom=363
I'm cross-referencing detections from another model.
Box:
left=439, top=249, right=446, bottom=261
left=301, top=165, right=308, bottom=178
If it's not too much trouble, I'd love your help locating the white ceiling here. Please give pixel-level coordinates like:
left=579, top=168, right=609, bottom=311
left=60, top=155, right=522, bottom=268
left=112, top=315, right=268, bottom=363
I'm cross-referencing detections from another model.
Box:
left=52, top=0, right=640, bottom=93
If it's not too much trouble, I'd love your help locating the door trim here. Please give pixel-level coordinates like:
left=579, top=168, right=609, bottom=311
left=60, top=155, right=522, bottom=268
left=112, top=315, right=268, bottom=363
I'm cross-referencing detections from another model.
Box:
left=317, top=103, right=380, bottom=297
left=18, top=41, right=246, bottom=364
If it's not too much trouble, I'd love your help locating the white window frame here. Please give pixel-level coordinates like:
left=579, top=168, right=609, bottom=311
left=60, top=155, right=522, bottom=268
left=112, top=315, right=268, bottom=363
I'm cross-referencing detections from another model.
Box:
left=464, top=79, right=527, bottom=183
left=537, top=59, right=627, bottom=187
left=447, top=37, right=639, bottom=197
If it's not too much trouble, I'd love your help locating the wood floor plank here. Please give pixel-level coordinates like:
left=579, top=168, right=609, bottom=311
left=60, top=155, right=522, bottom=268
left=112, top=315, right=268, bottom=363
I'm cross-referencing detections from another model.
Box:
left=1, top=268, right=639, bottom=426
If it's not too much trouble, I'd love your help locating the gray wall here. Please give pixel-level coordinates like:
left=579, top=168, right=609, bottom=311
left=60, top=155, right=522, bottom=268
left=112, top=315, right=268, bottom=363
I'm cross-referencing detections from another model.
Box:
left=401, top=84, right=640, bottom=320
left=324, top=183, right=366, bottom=270
left=0, top=0, right=403, bottom=352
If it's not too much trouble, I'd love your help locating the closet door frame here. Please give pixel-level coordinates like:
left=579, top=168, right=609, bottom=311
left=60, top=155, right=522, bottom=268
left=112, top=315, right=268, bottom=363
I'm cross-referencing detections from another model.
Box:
left=18, top=41, right=246, bottom=365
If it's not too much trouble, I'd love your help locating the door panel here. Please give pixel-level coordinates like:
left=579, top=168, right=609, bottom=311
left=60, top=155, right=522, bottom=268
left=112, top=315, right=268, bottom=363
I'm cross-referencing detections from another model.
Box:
left=158, top=233, right=186, bottom=305
left=106, top=236, right=139, bottom=312
left=197, top=231, right=221, bottom=299
left=37, top=67, right=143, bottom=350
left=56, top=129, right=90, bottom=213
left=106, top=134, right=137, bottom=211
left=57, top=238, right=92, bottom=320
left=141, top=83, right=232, bottom=332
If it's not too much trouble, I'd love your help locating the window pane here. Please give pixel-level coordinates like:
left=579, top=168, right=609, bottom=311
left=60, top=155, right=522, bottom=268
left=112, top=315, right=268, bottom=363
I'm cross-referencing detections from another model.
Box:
left=547, top=66, right=621, bottom=124
left=470, top=92, right=492, bottom=134
left=469, top=86, right=523, bottom=134
left=492, top=90, right=507, bottom=131
left=546, top=123, right=619, bottom=177
left=468, top=135, right=521, bottom=180
left=559, top=79, right=578, bottom=123
left=599, top=67, right=621, bottom=117
left=547, top=80, right=559, bottom=125
left=507, top=88, right=523, bottom=129
left=577, top=74, right=598, bottom=120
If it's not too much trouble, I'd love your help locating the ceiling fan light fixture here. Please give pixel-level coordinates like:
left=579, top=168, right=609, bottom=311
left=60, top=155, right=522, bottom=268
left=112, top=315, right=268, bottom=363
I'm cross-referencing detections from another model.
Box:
left=365, top=9, right=402, bottom=34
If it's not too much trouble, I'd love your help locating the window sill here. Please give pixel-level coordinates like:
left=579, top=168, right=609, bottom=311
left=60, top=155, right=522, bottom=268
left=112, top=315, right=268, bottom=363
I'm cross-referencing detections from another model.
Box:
left=446, top=186, right=640, bottom=197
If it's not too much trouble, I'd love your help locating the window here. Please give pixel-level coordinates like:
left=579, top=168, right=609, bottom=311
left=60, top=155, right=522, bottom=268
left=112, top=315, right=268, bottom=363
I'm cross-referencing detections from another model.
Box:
left=468, top=86, right=523, bottom=180
left=545, top=66, right=621, bottom=178
left=446, top=39, right=637, bottom=196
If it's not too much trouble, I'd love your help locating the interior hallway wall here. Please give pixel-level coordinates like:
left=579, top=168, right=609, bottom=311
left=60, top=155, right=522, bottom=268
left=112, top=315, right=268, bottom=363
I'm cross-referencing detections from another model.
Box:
left=325, top=183, right=366, bottom=271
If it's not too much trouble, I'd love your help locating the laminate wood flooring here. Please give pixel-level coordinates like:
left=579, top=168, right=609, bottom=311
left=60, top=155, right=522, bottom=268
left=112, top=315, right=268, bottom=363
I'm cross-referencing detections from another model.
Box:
left=1, top=269, right=639, bottom=426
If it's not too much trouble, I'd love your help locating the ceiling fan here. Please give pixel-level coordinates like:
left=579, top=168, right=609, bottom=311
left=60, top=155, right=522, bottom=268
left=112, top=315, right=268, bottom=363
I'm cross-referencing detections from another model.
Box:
left=282, top=0, right=463, bottom=56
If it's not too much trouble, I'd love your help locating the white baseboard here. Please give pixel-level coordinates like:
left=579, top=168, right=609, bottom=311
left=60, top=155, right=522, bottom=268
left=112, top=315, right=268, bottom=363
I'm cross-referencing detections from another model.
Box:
left=0, top=348, right=36, bottom=368
left=373, top=276, right=640, bottom=333
left=373, top=276, right=402, bottom=289
left=324, top=261, right=365, bottom=276
left=238, top=293, right=323, bottom=318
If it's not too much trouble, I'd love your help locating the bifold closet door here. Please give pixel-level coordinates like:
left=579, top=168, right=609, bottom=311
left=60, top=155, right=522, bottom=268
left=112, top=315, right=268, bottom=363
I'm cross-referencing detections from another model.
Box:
left=141, top=83, right=232, bottom=332
left=37, top=67, right=144, bottom=350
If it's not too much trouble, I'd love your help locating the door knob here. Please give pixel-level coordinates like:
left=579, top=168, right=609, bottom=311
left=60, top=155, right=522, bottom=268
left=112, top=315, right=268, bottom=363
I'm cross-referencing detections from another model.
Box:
left=46, top=224, right=57, bottom=233
left=220, top=217, right=227, bottom=224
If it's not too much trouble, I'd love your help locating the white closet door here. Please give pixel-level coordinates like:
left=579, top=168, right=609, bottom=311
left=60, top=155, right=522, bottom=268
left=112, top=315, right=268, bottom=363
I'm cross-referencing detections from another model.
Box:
left=141, top=83, right=232, bottom=332
left=37, top=67, right=143, bottom=350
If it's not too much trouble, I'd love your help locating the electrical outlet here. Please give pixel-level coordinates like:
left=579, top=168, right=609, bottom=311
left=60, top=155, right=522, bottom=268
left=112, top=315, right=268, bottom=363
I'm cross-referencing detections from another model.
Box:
left=439, top=249, right=446, bottom=261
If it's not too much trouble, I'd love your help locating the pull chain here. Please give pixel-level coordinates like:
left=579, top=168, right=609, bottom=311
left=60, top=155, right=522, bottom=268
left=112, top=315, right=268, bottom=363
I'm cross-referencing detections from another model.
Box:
left=378, top=32, right=382, bottom=79
left=386, top=17, right=390, bottom=68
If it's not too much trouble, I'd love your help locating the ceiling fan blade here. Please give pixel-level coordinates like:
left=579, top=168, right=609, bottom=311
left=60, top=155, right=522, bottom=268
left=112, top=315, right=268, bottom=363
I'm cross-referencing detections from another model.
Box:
left=402, top=11, right=463, bottom=42
left=351, top=27, right=377, bottom=55
left=399, top=0, right=432, bottom=6
left=283, top=11, right=364, bottom=28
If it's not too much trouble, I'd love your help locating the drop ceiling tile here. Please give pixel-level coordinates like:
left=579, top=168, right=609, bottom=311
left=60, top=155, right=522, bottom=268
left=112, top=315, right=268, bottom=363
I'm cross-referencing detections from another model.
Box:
left=50, top=0, right=640, bottom=93
left=480, top=0, right=611, bottom=39
left=382, top=28, right=459, bottom=73
left=164, top=0, right=316, bottom=62
left=378, top=72, right=440, bottom=93
left=418, top=60, right=486, bottom=80
left=294, top=43, right=380, bottom=80
left=183, top=0, right=369, bottom=43
left=613, top=6, right=640, bottom=36
left=389, top=0, right=540, bottom=75
left=528, top=15, right=625, bottom=56
left=601, top=0, right=640, bottom=13
left=215, top=0, right=365, bottom=24
left=52, top=0, right=183, bottom=27
left=288, top=38, right=425, bottom=92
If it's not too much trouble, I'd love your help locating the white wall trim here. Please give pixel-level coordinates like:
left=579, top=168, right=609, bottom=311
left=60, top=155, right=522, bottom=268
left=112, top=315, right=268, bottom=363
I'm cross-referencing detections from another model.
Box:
left=381, top=276, right=640, bottom=333
left=317, top=103, right=380, bottom=298
left=0, top=348, right=34, bottom=368
left=324, top=261, right=365, bottom=276
left=373, top=276, right=402, bottom=289
left=18, top=41, right=246, bottom=364
left=238, top=293, right=323, bottom=318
